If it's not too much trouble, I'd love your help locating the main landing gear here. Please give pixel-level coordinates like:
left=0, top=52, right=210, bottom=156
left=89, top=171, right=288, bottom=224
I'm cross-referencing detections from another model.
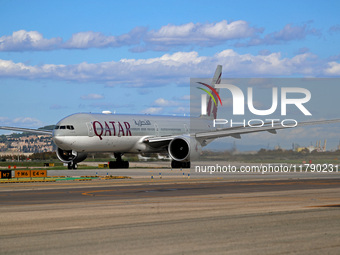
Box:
left=109, top=153, right=129, bottom=169
left=171, top=160, right=190, bottom=169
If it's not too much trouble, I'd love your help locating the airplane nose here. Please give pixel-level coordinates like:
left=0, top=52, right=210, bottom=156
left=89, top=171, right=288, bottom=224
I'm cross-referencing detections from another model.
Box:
left=53, top=135, right=64, bottom=146
left=53, top=135, right=75, bottom=151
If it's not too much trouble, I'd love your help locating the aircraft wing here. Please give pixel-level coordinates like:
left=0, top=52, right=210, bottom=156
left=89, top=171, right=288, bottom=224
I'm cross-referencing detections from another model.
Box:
left=195, top=119, right=340, bottom=141
left=143, top=119, right=340, bottom=147
left=0, top=126, right=53, bottom=135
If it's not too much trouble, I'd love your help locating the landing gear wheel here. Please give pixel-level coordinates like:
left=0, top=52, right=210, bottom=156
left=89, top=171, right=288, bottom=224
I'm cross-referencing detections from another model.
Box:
left=171, top=160, right=190, bottom=169
left=109, top=160, right=129, bottom=169
left=123, top=161, right=129, bottom=168
left=109, top=153, right=129, bottom=169
left=109, top=161, right=117, bottom=169
left=171, top=160, right=179, bottom=168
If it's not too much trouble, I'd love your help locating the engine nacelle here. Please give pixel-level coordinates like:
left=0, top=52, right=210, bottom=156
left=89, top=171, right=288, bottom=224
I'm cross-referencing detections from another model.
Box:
left=56, top=148, right=87, bottom=164
left=168, top=135, right=202, bottom=162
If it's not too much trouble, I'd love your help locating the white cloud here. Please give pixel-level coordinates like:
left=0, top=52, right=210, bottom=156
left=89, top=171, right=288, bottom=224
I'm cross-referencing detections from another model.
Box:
left=154, top=98, right=170, bottom=106
left=179, top=95, right=192, bottom=100
left=65, top=31, right=113, bottom=49
left=173, top=107, right=189, bottom=114
left=236, top=23, right=320, bottom=47
left=0, top=116, right=43, bottom=127
left=0, top=49, right=338, bottom=87
left=154, top=98, right=180, bottom=107
left=0, top=28, right=146, bottom=51
left=64, top=27, right=146, bottom=49
left=0, top=117, right=10, bottom=123
left=142, top=107, right=163, bottom=114
left=0, top=22, right=321, bottom=52
left=324, top=62, right=340, bottom=75
left=81, top=94, right=104, bottom=100
left=0, top=30, right=62, bottom=51
left=145, top=20, right=261, bottom=47
left=0, top=21, right=260, bottom=52
left=144, top=98, right=188, bottom=115
left=12, top=117, right=43, bottom=126
left=215, top=50, right=321, bottom=76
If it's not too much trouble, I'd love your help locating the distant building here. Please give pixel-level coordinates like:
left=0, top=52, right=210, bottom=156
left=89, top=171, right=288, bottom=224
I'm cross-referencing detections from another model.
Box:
left=295, top=140, right=327, bottom=153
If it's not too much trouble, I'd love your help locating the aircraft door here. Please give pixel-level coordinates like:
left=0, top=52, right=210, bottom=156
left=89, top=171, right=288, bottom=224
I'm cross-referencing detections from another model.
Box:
left=154, top=123, right=159, bottom=136
left=86, top=122, right=94, bottom=137
left=184, top=124, right=189, bottom=133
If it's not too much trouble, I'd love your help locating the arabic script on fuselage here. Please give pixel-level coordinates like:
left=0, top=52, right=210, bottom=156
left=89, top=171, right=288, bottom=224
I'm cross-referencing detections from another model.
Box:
left=133, top=119, right=151, bottom=126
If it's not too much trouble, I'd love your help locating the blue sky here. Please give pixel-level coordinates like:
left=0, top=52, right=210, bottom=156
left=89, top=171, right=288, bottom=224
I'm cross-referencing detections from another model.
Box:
left=1, top=0, right=340, bottom=149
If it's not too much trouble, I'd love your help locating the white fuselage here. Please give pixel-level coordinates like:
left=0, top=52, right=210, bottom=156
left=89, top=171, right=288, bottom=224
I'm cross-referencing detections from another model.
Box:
left=52, top=113, right=213, bottom=154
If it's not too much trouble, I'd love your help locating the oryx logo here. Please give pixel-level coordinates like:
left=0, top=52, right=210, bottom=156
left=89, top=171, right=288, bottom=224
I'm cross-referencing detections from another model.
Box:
left=197, top=82, right=222, bottom=116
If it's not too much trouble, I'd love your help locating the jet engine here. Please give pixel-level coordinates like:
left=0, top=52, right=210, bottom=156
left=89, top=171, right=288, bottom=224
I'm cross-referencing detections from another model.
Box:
left=56, top=148, right=87, bottom=169
left=168, top=135, right=202, bottom=163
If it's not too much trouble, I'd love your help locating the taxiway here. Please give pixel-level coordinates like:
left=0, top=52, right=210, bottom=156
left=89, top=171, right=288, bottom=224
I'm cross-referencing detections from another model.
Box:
left=1, top=165, right=340, bottom=254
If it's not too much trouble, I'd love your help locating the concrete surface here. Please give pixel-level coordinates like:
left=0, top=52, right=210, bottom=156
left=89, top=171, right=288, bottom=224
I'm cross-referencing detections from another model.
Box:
left=1, top=174, right=340, bottom=254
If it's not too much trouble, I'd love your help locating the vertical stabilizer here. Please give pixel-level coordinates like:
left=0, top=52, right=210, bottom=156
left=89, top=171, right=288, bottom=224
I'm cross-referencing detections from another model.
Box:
left=198, top=65, right=222, bottom=119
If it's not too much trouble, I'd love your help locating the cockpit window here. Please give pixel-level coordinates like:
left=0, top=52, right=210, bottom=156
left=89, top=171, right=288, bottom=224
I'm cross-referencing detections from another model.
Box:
left=56, top=125, right=74, bottom=130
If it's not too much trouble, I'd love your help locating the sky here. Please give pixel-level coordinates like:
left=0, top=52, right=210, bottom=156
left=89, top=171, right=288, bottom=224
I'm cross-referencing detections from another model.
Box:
left=1, top=0, right=340, bottom=150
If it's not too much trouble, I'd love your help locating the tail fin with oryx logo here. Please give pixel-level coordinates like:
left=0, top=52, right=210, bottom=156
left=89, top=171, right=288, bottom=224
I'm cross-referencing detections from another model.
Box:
left=197, top=65, right=222, bottom=119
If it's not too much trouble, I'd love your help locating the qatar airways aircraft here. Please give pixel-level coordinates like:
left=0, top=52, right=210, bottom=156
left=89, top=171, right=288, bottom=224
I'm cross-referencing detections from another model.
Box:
left=1, top=65, right=339, bottom=169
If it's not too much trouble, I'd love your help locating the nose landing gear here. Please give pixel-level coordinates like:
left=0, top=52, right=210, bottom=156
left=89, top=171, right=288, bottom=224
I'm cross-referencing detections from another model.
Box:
left=67, top=162, right=78, bottom=169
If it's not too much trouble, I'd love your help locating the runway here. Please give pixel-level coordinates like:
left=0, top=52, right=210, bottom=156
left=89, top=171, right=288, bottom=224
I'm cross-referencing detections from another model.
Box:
left=1, top=179, right=340, bottom=205
left=1, top=168, right=340, bottom=254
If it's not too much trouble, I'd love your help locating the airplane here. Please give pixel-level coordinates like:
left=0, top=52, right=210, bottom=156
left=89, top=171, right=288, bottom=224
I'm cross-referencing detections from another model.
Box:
left=1, top=65, right=339, bottom=169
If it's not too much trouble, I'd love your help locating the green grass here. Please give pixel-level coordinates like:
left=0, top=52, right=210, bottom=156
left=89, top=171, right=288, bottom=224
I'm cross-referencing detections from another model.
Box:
left=0, top=162, right=108, bottom=170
